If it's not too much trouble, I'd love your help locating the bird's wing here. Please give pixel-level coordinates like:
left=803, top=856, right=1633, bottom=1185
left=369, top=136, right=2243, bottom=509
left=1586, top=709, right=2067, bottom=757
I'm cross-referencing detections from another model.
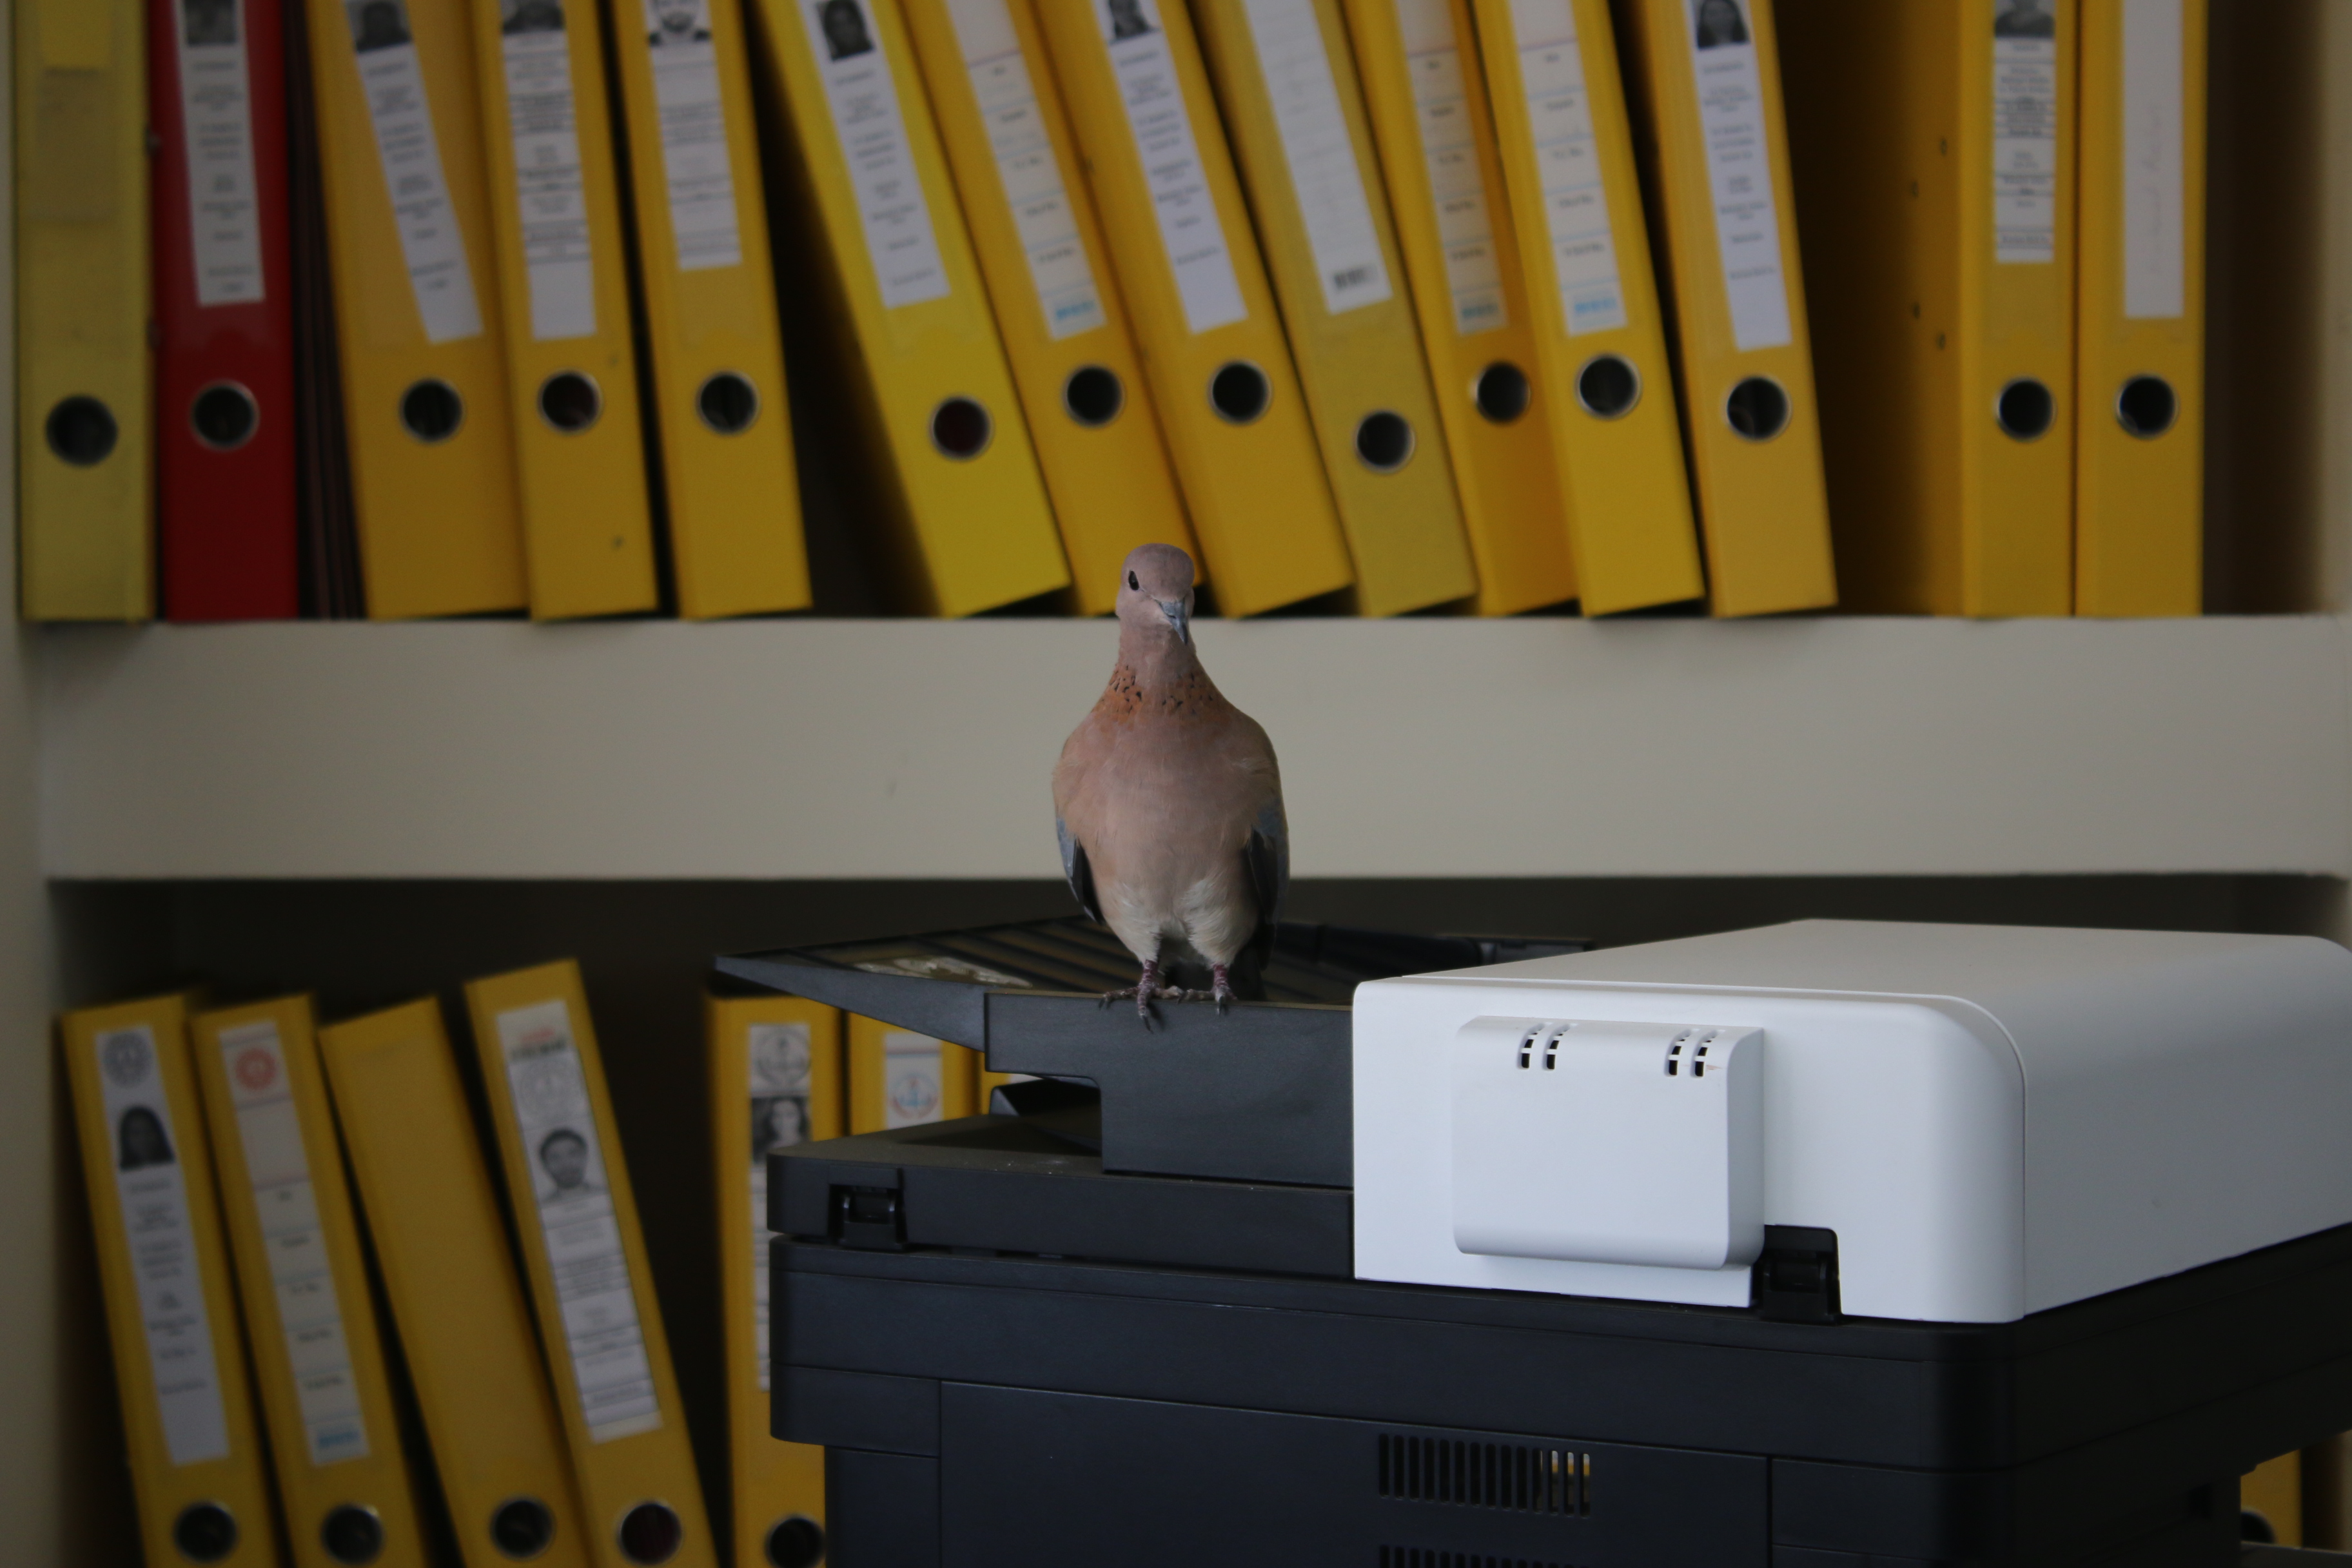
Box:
left=1057, top=816, right=1103, bottom=925
left=1242, top=797, right=1287, bottom=968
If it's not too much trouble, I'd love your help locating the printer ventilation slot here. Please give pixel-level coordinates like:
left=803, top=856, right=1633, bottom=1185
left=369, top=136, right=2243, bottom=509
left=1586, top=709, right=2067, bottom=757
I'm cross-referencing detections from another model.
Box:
left=1663, top=1030, right=1721, bottom=1079
left=1378, top=1550, right=1571, bottom=1568
left=1376, top=1434, right=1589, bottom=1515
left=1513, top=1024, right=1574, bottom=1072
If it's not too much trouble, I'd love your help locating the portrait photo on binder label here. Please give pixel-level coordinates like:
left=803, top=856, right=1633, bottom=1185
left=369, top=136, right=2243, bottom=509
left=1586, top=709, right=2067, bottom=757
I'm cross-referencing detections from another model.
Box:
left=1685, top=0, right=1789, bottom=351
left=97, top=1024, right=233, bottom=1467
left=1099, top=0, right=1249, bottom=332
left=804, top=0, right=950, bottom=306
left=1992, top=0, right=2060, bottom=264
left=746, top=1020, right=812, bottom=1391
left=644, top=0, right=745, bottom=268
left=496, top=0, right=600, bottom=340
left=346, top=0, right=486, bottom=341
left=175, top=0, right=269, bottom=304
left=496, top=1000, right=665, bottom=1442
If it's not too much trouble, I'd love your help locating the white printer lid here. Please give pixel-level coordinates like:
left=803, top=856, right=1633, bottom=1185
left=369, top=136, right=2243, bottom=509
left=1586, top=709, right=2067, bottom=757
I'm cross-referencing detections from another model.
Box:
left=1353, top=921, right=2352, bottom=1323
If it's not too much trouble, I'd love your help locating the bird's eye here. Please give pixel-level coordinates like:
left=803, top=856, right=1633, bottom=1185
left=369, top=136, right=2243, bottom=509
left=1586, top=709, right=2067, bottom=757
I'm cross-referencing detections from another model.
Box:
left=1128, top=571, right=1139, bottom=589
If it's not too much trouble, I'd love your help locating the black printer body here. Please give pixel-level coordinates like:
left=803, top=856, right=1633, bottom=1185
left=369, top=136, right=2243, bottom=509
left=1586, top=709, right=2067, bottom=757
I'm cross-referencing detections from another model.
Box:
left=725, top=920, right=2352, bottom=1567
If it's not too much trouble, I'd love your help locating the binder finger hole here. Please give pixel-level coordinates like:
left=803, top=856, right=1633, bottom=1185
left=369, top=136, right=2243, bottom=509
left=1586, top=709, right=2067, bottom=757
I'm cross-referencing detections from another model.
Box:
left=1995, top=377, right=2055, bottom=441
left=539, top=372, right=603, bottom=433
left=765, top=1515, right=827, bottom=1568
left=1725, top=376, right=1790, bottom=441
left=1063, top=365, right=1125, bottom=427
left=44, top=395, right=119, bottom=466
left=1574, top=355, right=1640, bottom=420
left=1355, top=411, right=1415, bottom=473
left=490, top=1497, right=556, bottom=1560
left=1209, top=361, right=1271, bottom=424
left=930, top=397, right=993, bottom=458
left=321, top=1504, right=386, bottom=1565
left=1475, top=362, right=1531, bottom=424
left=696, top=372, right=760, bottom=435
left=2116, top=375, right=2177, bottom=439
left=399, top=379, right=465, bottom=444
left=190, top=382, right=260, bottom=452
left=617, top=1502, right=683, bottom=1564
left=173, top=1502, right=239, bottom=1563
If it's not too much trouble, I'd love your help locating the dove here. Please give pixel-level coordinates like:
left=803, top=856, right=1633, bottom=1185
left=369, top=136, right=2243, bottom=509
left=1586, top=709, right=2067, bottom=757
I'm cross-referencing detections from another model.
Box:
left=1053, top=544, right=1288, bottom=1016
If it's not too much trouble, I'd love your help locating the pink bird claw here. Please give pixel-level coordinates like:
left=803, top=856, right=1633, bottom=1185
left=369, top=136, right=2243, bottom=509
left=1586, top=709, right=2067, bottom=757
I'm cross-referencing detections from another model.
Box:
left=1211, top=965, right=1235, bottom=1013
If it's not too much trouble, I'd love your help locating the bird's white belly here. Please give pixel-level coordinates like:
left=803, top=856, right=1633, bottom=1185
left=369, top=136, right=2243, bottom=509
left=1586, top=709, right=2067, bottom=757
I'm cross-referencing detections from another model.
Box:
left=1104, top=866, right=1253, bottom=968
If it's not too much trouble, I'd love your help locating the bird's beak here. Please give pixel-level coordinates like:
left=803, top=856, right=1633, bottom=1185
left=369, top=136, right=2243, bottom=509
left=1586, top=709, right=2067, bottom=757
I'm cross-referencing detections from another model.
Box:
left=1159, top=599, right=1190, bottom=645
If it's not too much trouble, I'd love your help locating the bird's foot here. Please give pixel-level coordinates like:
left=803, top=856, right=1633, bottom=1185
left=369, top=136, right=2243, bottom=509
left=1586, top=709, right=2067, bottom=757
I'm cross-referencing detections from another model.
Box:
left=1210, top=964, right=1235, bottom=1014
left=1094, top=960, right=1159, bottom=1021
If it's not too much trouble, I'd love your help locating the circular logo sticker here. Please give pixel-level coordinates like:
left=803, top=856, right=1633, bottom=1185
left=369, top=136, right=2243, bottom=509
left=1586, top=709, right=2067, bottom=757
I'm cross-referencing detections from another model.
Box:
left=887, top=1072, right=940, bottom=1121
left=233, top=1048, right=278, bottom=1093
left=99, top=1029, right=153, bottom=1088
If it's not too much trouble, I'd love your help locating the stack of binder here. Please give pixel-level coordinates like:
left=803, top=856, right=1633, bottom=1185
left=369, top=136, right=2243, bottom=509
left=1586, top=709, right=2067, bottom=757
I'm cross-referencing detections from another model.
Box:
left=747, top=0, right=1070, bottom=617
left=1471, top=0, right=1705, bottom=615
left=1033, top=0, right=1355, bottom=617
left=16, top=0, right=2219, bottom=624
left=64, top=958, right=831, bottom=1568
left=1342, top=0, right=1578, bottom=616
left=1781, top=0, right=2075, bottom=616
left=1614, top=0, right=1836, bottom=617
left=1191, top=0, right=1478, bottom=616
left=900, top=0, right=1198, bottom=615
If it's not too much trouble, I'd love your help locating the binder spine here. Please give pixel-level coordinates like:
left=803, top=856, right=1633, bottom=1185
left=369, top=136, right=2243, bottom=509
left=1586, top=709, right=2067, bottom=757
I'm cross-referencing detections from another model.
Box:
left=18, top=0, right=155, bottom=620
left=152, top=0, right=302, bottom=622
left=2073, top=0, right=2203, bottom=616
left=65, top=999, right=281, bottom=1567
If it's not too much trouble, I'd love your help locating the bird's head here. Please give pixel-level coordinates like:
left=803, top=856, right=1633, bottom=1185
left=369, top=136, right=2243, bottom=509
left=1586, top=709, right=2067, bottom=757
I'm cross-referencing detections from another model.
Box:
left=1116, top=543, right=1195, bottom=647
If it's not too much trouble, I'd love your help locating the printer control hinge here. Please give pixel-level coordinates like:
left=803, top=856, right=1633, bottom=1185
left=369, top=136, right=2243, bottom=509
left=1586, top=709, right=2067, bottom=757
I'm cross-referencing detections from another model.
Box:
left=1751, top=1226, right=1841, bottom=1323
left=830, top=1184, right=908, bottom=1251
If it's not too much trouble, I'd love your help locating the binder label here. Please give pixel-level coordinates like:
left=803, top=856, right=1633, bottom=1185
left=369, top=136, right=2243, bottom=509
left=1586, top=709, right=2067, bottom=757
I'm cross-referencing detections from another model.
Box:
left=1685, top=0, right=1790, bottom=352
left=496, top=1000, right=664, bottom=1443
left=1392, top=0, right=1505, bottom=335
left=1506, top=0, right=1625, bottom=335
left=641, top=0, right=745, bottom=271
left=346, top=6, right=485, bottom=343
left=802, top=0, right=951, bottom=309
left=172, top=0, right=268, bottom=306
left=1991, top=0, right=2060, bottom=264
left=93, top=1024, right=232, bottom=1467
left=1241, top=0, right=1393, bottom=315
left=2121, top=0, right=2184, bottom=318
left=882, top=1030, right=947, bottom=1128
left=747, top=1021, right=815, bottom=1393
left=499, top=5, right=600, bottom=340
left=218, top=1019, right=371, bottom=1467
left=946, top=0, right=1108, bottom=339
left=1097, top=0, right=1248, bottom=333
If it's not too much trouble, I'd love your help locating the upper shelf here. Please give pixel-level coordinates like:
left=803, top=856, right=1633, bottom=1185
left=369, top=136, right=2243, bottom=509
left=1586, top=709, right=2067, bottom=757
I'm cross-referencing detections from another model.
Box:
left=31, top=615, right=2352, bottom=881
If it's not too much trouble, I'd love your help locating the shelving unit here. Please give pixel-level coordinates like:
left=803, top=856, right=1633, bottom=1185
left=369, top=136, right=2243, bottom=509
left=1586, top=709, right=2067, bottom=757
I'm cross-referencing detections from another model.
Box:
left=8, top=2, right=2352, bottom=1560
